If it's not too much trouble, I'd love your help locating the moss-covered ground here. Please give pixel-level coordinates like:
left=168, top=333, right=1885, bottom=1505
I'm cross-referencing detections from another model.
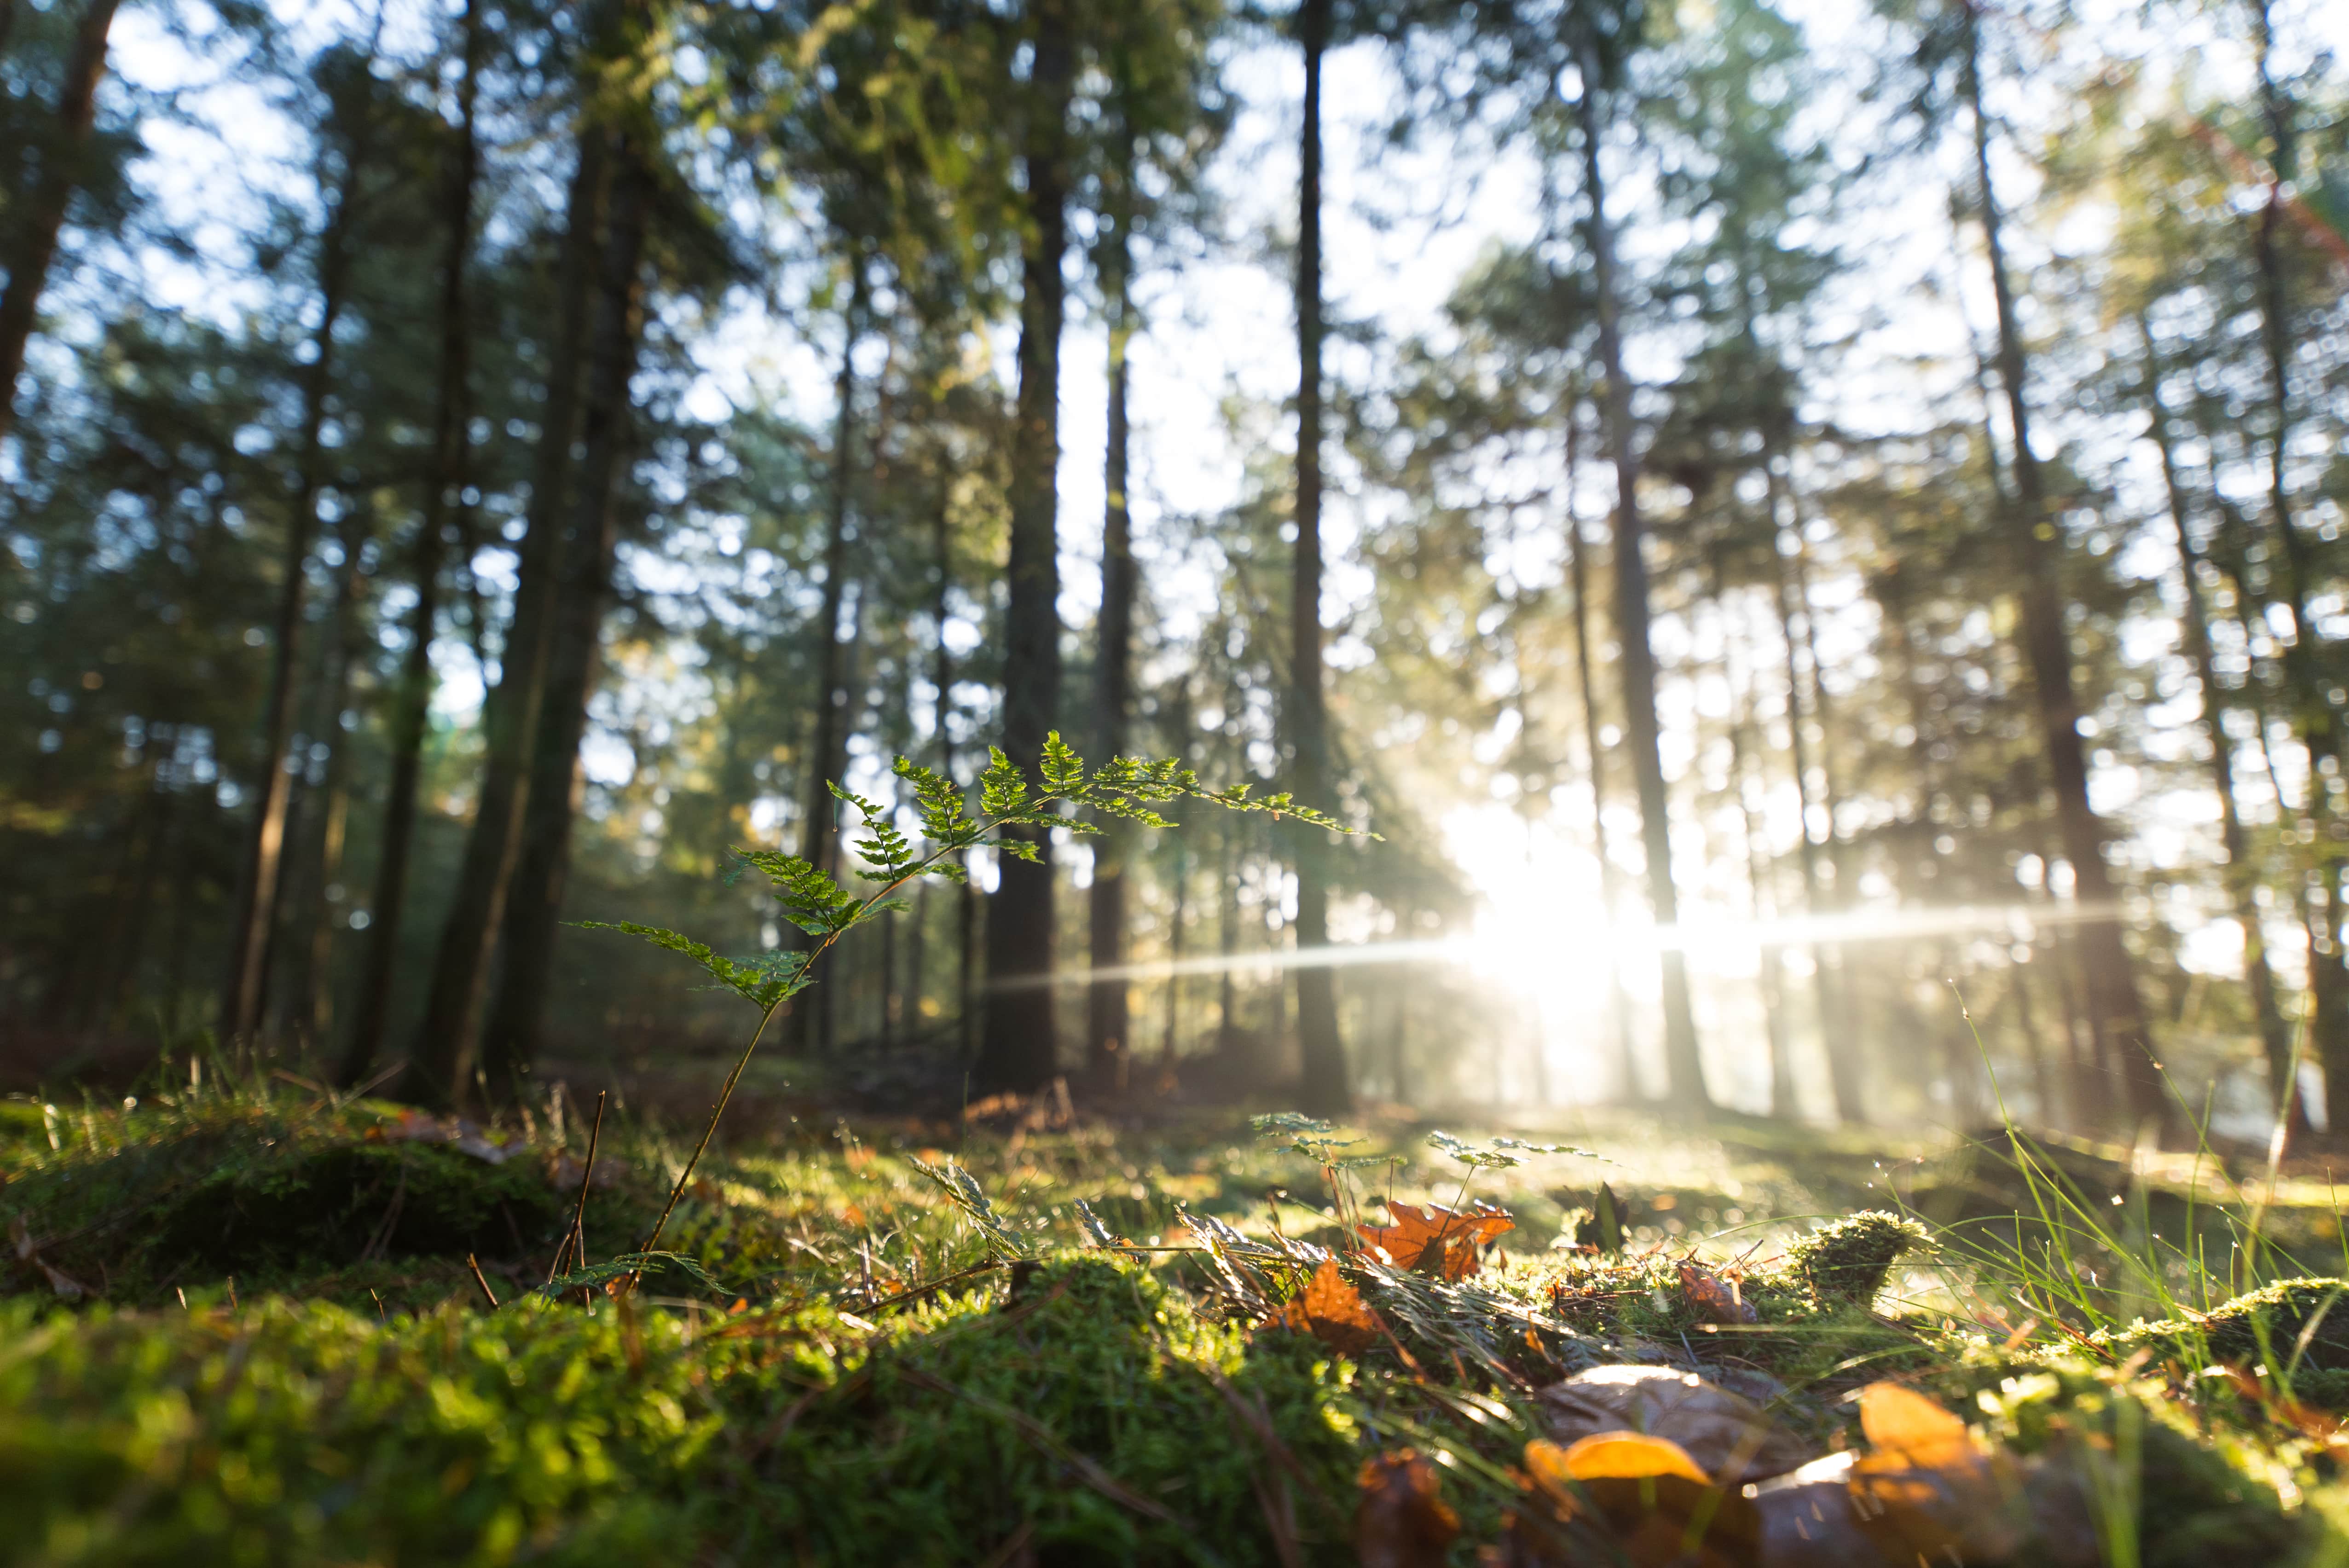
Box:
left=6, top=1079, right=2349, bottom=1564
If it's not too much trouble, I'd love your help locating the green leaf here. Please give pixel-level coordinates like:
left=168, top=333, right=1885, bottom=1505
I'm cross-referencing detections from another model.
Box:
left=579, top=921, right=799, bottom=1011
left=531, top=1250, right=733, bottom=1302
left=908, top=1157, right=1031, bottom=1261
left=1040, top=731, right=1086, bottom=794
left=978, top=746, right=1028, bottom=817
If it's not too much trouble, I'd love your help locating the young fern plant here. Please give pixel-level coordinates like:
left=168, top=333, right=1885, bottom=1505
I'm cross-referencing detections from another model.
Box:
left=591, top=732, right=1358, bottom=1281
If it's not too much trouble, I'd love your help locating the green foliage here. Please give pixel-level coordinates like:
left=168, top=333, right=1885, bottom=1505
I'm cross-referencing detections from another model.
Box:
left=906, top=1157, right=1032, bottom=1264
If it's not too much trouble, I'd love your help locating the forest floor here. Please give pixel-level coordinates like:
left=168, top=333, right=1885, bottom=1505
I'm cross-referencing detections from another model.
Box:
left=7, top=1065, right=2349, bottom=1565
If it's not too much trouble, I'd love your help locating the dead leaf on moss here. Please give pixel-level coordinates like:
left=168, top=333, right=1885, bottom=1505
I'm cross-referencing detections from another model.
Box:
left=1354, top=1449, right=1458, bottom=1568
left=1357, top=1201, right=1512, bottom=1280
left=1846, top=1382, right=2021, bottom=1563
left=1278, top=1257, right=1381, bottom=1355
left=1510, top=1432, right=1762, bottom=1568
left=1539, top=1365, right=1815, bottom=1484
left=1677, top=1262, right=1759, bottom=1325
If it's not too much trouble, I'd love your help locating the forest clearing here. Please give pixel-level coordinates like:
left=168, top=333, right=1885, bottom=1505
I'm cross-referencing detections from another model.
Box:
left=6, top=0, right=2349, bottom=1558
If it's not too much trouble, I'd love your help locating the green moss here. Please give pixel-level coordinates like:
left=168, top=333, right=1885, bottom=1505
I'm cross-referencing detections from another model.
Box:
left=2101, top=1279, right=2349, bottom=1381
left=1784, top=1210, right=1927, bottom=1306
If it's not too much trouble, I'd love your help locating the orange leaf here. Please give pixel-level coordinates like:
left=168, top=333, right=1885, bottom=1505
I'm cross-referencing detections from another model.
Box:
left=1277, top=1257, right=1382, bottom=1355
left=1848, top=1383, right=2021, bottom=1563
left=1516, top=1435, right=1762, bottom=1567
left=1357, top=1201, right=1513, bottom=1280
left=1677, top=1261, right=1759, bottom=1325
left=1354, top=1450, right=1459, bottom=1568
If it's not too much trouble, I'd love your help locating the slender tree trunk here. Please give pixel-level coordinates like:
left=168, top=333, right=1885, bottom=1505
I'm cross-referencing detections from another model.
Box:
left=977, top=0, right=1073, bottom=1094
left=1288, top=0, right=1348, bottom=1116
left=930, top=492, right=977, bottom=1068
left=2247, top=6, right=2344, bottom=1131
left=1961, top=5, right=2158, bottom=1133
left=1087, top=185, right=1137, bottom=1087
left=221, top=119, right=368, bottom=1046
left=1576, top=51, right=1706, bottom=1112
left=1770, top=469, right=1863, bottom=1122
left=0, top=0, right=120, bottom=448
left=477, top=145, right=654, bottom=1095
left=790, top=264, right=867, bottom=1057
left=343, top=0, right=482, bottom=1086
left=396, top=123, right=610, bottom=1106
left=1718, top=579, right=1794, bottom=1118
left=1564, top=409, right=1640, bottom=1101
left=293, top=502, right=377, bottom=1051
left=2141, top=318, right=2302, bottom=1131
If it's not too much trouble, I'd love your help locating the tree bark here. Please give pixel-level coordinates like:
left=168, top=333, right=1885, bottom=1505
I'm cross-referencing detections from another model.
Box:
left=1288, top=0, right=1349, bottom=1116
left=931, top=492, right=977, bottom=1068
left=1564, top=408, right=1640, bottom=1101
left=976, top=0, right=1073, bottom=1094
left=1576, top=49, right=1707, bottom=1112
left=1961, top=2, right=2158, bottom=1133
left=477, top=145, right=654, bottom=1095
left=2141, top=316, right=2302, bottom=1132
left=0, top=0, right=120, bottom=449
left=221, top=98, right=369, bottom=1045
left=1087, top=189, right=1137, bottom=1086
left=343, top=0, right=483, bottom=1085
left=395, top=117, right=610, bottom=1106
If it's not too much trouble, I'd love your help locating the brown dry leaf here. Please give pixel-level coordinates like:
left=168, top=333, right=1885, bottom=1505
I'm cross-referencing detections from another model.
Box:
left=1847, top=1382, right=2022, bottom=1563
left=1677, top=1262, right=1759, bottom=1325
left=1751, top=1454, right=1882, bottom=1568
left=1511, top=1434, right=1761, bottom=1568
left=1279, top=1257, right=1383, bottom=1356
left=1354, top=1449, right=1459, bottom=1568
left=1357, top=1201, right=1513, bottom=1281
left=1539, top=1365, right=1816, bottom=1484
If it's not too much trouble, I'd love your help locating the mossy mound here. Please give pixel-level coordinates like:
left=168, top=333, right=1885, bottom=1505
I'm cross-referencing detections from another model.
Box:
left=2099, top=1279, right=2349, bottom=1382
left=1784, top=1210, right=1927, bottom=1306
left=752, top=1254, right=1365, bottom=1566
left=148, top=1141, right=569, bottom=1276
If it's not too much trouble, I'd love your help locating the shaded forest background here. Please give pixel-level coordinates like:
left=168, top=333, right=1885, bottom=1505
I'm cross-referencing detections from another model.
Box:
left=1, top=0, right=2344, bottom=1141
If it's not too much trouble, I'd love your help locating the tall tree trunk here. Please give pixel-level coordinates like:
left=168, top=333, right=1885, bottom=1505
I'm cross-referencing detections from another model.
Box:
left=342, top=0, right=483, bottom=1086
left=0, top=0, right=120, bottom=448
left=395, top=122, right=611, bottom=1106
left=1718, top=579, right=1794, bottom=1118
left=787, top=265, right=866, bottom=1059
left=1288, top=0, right=1348, bottom=1116
left=1564, top=408, right=1640, bottom=1101
left=477, top=146, right=654, bottom=1095
left=931, top=492, right=977, bottom=1068
left=293, top=502, right=378, bottom=1051
left=1087, top=182, right=1137, bottom=1086
left=1770, top=469, right=1863, bottom=1121
left=2247, top=3, right=2344, bottom=1130
left=221, top=112, right=368, bottom=1046
left=1961, top=4, right=2158, bottom=1133
left=2141, top=316, right=2302, bottom=1132
left=977, top=0, right=1073, bottom=1094
left=1576, top=51, right=1706, bottom=1112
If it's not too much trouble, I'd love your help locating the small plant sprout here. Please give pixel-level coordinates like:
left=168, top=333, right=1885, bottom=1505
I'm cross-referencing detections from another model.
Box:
left=596, top=735, right=1360, bottom=1287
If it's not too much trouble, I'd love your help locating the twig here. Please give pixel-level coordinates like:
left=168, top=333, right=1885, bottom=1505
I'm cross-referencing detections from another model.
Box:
left=465, top=1253, right=500, bottom=1310
left=548, top=1090, right=607, bottom=1287
left=863, top=1259, right=1002, bottom=1317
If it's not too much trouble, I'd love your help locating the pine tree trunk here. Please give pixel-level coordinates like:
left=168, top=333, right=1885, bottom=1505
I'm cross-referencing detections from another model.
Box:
left=977, top=0, right=1073, bottom=1094
left=1087, top=198, right=1136, bottom=1087
left=1289, top=0, right=1348, bottom=1116
left=0, top=0, right=120, bottom=447
left=394, top=121, right=609, bottom=1107
left=221, top=110, right=368, bottom=1046
left=1564, top=409, right=1640, bottom=1101
left=1719, top=580, right=1794, bottom=1119
left=294, top=502, right=378, bottom=1051
left=1961, top=6, right=2159, bottom=1134
left=1576, top=50, right=1706, bottom=1112
left=930, top=493, right=977, bottom=1068
left=477, top=146, right=654, bottom=1095
left=343, top=0, right=482, bottom=1086
left=2141, top=317, right=2303, bottom=1132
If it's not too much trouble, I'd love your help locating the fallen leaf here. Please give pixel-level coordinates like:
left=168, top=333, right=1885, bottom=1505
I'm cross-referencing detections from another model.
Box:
left=1539, top=1365, right=1815, bottom=1484
left=1512, top=1433, right=1761, bottom=1568
left=1846, top=1382, right=2021, bottom=1563
left=1354, top=1449, right=1458, bottom=1568
left=1678, top=1262, right=1759, bottom=1325
left=1750, top=1453, right=1881, bottom=1568
left=1277, top=1257, right=1381, bottom=1356
left=1357, top=1201, right=1513, bottom=1280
